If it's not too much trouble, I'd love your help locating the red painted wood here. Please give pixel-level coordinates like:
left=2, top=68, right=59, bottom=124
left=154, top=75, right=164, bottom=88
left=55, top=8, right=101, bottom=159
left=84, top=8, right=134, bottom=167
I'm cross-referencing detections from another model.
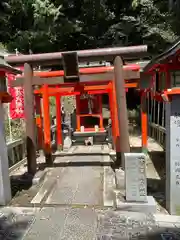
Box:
left=33, top=64, right=140, bottom=78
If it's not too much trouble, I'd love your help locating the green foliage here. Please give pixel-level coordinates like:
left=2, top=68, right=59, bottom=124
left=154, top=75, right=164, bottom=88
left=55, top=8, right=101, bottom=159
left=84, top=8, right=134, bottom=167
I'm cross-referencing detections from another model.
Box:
left=3, top=105, right=25, bottom=142
left=4, top=118, right=25, bottom=142
left=0, top=0, right=179, bottom=55
left=1, top=0, right=180, bottom=142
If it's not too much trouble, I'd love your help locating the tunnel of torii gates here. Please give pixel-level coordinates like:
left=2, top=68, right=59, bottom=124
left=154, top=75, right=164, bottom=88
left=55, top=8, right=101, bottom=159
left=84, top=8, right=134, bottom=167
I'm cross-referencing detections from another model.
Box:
left=6, top=45, right=148, bottom=174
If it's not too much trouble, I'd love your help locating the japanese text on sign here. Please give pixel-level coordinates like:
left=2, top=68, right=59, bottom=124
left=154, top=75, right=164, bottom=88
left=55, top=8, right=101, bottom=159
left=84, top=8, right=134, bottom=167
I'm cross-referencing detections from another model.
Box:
left=175, top=161, right=180, bottom=186
left=6, top=67, right=25, bottom=119
left=174, top=112, right=180, bottom=127
left=138, top=158, right=146, bottom=196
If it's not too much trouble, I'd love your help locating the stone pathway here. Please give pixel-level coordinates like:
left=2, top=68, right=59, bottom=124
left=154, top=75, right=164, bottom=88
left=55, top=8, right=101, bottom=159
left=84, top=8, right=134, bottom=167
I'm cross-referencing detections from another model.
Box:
left=45, top=155, right=104, bottom=206
left=5, top=142, right=177, bottom=239
left=0, top=207, right=179, bottom=239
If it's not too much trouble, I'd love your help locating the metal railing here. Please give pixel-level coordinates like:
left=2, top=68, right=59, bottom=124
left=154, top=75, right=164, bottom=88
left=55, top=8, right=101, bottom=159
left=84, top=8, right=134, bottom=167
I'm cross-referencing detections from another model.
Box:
left=7, top=124, right=57, bottom=171
left=7, top=138, right=26, bottom=169
left=148, top=122, right=166, bottom=149
left=147, top=92, right=166, bottom=149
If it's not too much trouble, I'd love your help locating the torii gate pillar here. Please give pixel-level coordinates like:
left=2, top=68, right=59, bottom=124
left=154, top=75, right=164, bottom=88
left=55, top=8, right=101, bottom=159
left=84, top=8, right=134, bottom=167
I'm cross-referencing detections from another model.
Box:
left=114, top=56, right=130, bottom=167
left=24, top=63, right=37, bottom=174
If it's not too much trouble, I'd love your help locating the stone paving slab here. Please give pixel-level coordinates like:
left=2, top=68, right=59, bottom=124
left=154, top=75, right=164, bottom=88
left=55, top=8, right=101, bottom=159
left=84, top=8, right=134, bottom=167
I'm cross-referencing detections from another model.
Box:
left=24, top=207, right=97, bottom=240
left=46, top=156, right=104, bottom=206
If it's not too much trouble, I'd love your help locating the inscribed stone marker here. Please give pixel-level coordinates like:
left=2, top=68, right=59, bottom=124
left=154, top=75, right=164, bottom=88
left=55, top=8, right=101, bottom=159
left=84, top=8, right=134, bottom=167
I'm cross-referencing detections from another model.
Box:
left=125, top=153, right=147, bottom=202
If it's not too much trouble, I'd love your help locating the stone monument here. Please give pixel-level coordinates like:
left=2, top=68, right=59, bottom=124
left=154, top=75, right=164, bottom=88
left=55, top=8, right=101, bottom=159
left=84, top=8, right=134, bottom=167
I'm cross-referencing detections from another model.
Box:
left=166, top=95, right=180, bottom=215
left=125, top=153, right=147, bottom=202
left=116, top=152, right=156, bottom=213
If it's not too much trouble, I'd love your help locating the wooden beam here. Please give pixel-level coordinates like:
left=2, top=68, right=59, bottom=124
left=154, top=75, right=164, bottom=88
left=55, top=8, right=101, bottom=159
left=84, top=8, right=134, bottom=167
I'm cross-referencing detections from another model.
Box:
left=5, top=45, right=147, bottom=66
left=10, top=76, right=64, bottom=87
left=34, top=84, right=109, bottom=95
left=33, top=81, right=138, bottom=97
left=10, top=70, right=140, bottom=87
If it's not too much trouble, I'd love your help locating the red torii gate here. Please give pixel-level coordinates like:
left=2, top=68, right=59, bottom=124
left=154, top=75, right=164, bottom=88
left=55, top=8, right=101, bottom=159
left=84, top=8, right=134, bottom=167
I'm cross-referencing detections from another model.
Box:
left=6, top=45, right=148, bottom=174
left=31, top=64, right=140, bottom=155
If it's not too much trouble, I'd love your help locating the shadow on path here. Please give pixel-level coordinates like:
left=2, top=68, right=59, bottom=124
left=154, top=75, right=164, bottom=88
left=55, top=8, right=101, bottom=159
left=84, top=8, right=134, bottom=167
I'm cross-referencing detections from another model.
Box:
left=10, top=173, right=34, bottom=197
left=0, top=212, right=34, bottom=240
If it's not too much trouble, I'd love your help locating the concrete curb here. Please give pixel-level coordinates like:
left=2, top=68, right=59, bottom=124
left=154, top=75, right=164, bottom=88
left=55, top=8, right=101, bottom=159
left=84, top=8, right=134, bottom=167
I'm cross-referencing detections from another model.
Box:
left=32, top=169, right=47, bottom=185
left=53, top=152, right=110, bottom=157
left=154, top=213, right=180, bottom=224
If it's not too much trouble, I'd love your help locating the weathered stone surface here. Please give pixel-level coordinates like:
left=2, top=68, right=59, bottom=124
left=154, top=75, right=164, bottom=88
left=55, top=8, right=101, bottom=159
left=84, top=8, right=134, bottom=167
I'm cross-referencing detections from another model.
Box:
left=24, top=207, right=97, bottom=240
left=0, top=103, right=11, bottom=205
left=97, top=210, right=180, bottom=240
left=166, top=96, right=180, bottom=215
left=103, top=159, right=116, bottom=207
left=46, top=156, right=104, bottom=206
left=125, top=153, right=147, bottom=202
left=116, top=195, right=157, bottom=214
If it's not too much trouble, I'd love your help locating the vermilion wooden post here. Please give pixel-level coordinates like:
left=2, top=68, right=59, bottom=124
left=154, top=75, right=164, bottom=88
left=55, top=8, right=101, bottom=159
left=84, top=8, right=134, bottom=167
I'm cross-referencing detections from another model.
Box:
left=112, top=81, right=120, bottom=152
left=98, top=95, right=103, bottom=129
left=76, top=95, right=81, bottom=131
left=141, top=91, right=148, bottom=153
left=42, top=84, right=52, bottom=164
left=35, top=95, right=43, bottom=150
left=108, top=83, right=115, bottom=148
left=24, top=63, right=37, bottom=174
left=56, top=93, right=63, bottom=150
left=108, top=81, right=120, bottom=151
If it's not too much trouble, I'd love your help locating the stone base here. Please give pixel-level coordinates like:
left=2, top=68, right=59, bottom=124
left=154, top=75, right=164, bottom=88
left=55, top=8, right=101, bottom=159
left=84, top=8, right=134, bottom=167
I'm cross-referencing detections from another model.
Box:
left=116, top=195, right=157, bottom=213
left=63, top=136, right=72, bottom=152
left=115, top=168, right=157, bottom=213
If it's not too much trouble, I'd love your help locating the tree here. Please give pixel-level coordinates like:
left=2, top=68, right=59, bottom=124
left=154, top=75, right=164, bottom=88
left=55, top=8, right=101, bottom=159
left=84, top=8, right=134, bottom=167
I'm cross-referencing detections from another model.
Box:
left=0, top=0, right=179, bottom=55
